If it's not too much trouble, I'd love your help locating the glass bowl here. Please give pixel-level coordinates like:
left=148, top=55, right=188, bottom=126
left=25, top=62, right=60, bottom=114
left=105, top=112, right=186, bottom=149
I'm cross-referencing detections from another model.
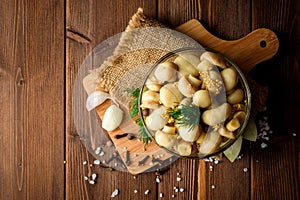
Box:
left=138, top=47, right=251, bottom=158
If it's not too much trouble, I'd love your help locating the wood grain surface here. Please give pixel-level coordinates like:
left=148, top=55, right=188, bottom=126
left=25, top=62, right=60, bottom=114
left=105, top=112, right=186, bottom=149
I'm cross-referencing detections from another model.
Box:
left=1, top=0, right=299, bottom=199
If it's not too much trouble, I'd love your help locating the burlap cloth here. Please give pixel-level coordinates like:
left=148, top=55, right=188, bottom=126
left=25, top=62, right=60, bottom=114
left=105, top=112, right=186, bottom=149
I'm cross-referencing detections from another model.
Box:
left=86, top=7, right=268, bottom=116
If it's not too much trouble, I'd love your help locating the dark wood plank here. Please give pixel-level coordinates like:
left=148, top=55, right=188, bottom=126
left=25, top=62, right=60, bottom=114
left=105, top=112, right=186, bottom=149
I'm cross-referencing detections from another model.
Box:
left=198, top=1, right=252, bottom=199
left=251, top=0, right=300, bottom=199
left=66, top=2, right=159, bottom=199
left=0, top=0, right=65, bottom=199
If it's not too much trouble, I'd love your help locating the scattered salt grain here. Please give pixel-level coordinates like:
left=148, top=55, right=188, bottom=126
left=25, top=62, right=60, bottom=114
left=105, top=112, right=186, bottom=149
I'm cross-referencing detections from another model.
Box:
left=174, top=188, right=179, bottom=193
left=106, top=141, right=113, bottom=147
left=144, top=189, right=150, bottom=195
left=209, top=165, right=213, bottom=171
left=243, top=168, right=248, bottom=173
left=89, top=180, right=95, bottom=185
left=179, top=188, right=185, bottom=192
left=159, top=193, right=163, bottom=198
left=99, top=151, right=105, bottom=156
left=93, top=160, right=100, bottom=165
left=261, top=142, right=268, bottom=148
left=214, top=159, right=219, bottom=164
left=111, top=189, right=119, bottom=197
left=156, top=177, right=161, bottom=183
left=83, top=176, right=88, bottom=181
left=211, top=185, right=216, bottom=189
left=95, top=147, right=101, bottom=155
left=176, top=177, right=182, bottom=182
left=292, top=133, right=296, bottom=137
left=82, top=161, right=87, bottom=165
left=134, top=189, right=138, bottom=193
left=91, top=173, right=97, bottom=180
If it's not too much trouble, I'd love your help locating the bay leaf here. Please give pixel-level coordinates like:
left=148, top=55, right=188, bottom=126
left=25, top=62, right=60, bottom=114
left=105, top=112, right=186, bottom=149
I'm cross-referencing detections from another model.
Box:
left=223, top=136, right=243, bottom=162
left=242, top=117, right=257, bottom=141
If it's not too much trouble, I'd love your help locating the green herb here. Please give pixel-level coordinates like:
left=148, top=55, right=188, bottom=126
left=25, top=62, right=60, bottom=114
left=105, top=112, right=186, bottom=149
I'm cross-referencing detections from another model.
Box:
left=125, top=88, right=150, bottom=145
left=168, top=102, right=201, bottom=131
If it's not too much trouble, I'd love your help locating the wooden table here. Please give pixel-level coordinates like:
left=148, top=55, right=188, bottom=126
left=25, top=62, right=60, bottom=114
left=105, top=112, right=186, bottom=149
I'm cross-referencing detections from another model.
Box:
left=1, top=0, right=299, bottom=199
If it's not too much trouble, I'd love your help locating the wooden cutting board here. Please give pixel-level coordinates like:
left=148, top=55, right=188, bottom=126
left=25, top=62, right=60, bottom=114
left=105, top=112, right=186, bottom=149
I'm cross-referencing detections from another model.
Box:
left=83, top=19, right=279, bottom=174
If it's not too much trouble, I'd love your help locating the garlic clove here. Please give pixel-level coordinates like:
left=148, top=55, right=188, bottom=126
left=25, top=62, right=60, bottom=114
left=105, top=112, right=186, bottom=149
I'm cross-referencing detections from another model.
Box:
left=155, top=130, right=176, bottom=149
left=177, top=141, right=192, bottom=156
left=145, top=106, right=168, bottom=131
left=178, top=125, right=201, bottom=142
left=199, top=131, right=222, bottom=154
left=102, top=105, right=123, bottom=132
left=178, top=76, right=196, bottom=97
left=86, top=91, right=115, bottom=111
left=200, top=51, right=229, bottom=69
left=154, top=61, right=178, bottom=83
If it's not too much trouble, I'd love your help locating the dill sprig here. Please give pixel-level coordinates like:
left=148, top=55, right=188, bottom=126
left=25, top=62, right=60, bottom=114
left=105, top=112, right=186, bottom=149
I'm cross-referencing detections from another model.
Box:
left=125, top=88, right=150, bottom=144
left=168, top=102, right=201, bottom=131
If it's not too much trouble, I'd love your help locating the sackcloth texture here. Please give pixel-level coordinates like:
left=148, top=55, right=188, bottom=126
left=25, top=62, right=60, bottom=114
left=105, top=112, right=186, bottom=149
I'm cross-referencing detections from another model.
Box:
left=87, top=7, right=268, bottom=116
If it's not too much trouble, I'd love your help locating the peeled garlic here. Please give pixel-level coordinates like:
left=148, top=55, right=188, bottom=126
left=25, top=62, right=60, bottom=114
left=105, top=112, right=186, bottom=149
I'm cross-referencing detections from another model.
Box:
left=178, top=125, right=201, bottom=142
left=196, top=60, right=213, bottom=72
left=142, top=90, right=160, bottom=103
left=178, top=53, right=201, bottom=67
left=86, top=91, right=118, bottom=111
left=160, top=83, right=182, bottom=107
left=177, top=141, right=192, bottom=156
left=162, top=125, right=176, bottom=135
left=199, top=131, right=222, bottom=154
left=233, top=111, right=246, bottom=123
left=226, top=118, right=241, bottom=132
left=102, top=105, right=123, bottom=132
left=218, top=126, right=236, bottom=139
left=145, top=107, right=168, bottom=131
left=174, top=56, right=199, bottom=77
left=154, top=61, right=178, bottom=83
left=227, top=88, right=244, bottom=104
left=187, top=74, right=202, bottom=88
left=193, top=90, right=211, bottom=108
left=201, top=103, right=232, bottom=126
left=221, top=67, right=238, bottom=91
left=155, top=130, right=177, bottom=149
left=178, top=76, right=196, bottom=97
left=200, top=51, right=228, bottom=69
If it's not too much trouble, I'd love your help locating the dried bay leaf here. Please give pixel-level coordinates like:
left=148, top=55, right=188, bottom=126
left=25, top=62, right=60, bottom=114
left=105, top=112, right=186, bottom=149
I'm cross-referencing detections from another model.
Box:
left=224, top=136, right=243, bottom=162
left=242, top=117, right=257, bottom=141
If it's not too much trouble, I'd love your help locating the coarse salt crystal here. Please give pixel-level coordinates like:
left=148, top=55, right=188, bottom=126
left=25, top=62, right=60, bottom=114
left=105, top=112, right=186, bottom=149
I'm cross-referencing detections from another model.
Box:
left=292, top=133, right=296, bottom=137
left=176, top=177, right=182, bottom=182
left=156, top=177, right=161, bottom=183
left=89, top=180, right=95, bottom=185
left=93, top=160, right=100, bottom=165
left=83, top=161, right=87, bottom=165
left=92, top=173, right=97, bottom=180
left=99, top=151, right=105, bottom=156
left=144, top=189, right=150, bottom=195
left=134, top=189, right=138, bottom=193
left=261, top=142, right=268, bottom=148
left=111, top=189, right=119, bottom=197
left=84, top=176, right=88, bottom=181
left=179, top=188, right=185, bottom=192
left=95, top=147, right=101, bottom=154
left=159, top=193, right=163, bottom=198
left=211, top=185, right=216, bottom=189
left=175, top=188, right=179, bottom=193
left=243, top=168, right=248, bottom=173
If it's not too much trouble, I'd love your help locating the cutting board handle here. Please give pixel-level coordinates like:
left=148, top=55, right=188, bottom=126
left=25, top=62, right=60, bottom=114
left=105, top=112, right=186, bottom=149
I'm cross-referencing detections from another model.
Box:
left=176, top=19, right=279, bottom=74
